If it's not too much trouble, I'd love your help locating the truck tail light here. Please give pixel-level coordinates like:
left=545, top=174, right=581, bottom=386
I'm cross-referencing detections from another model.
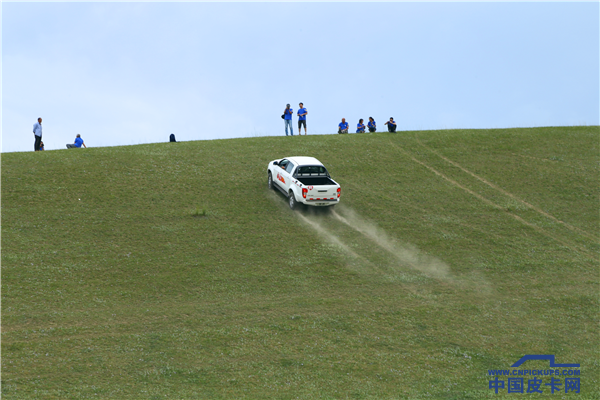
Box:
left=337, top=187, right=341, bottom=198
left=302, top=188, right=308, bottom=199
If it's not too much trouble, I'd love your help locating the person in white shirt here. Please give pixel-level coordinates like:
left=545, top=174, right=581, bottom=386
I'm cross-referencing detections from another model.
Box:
left=33, top=117, right=43, bottom=151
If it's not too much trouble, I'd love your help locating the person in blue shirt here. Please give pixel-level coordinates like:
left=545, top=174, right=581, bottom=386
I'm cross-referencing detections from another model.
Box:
left=297, top=102, right=307, bottom=135
left=367, top=117, right=376, bottom=132
left=385, top=117, right=397, bottom=132
left=338, top=118, right=349, bottom=134
left=356, top=119, right=366, bottom=133
left=66, top=134, right=87, bottom=149
left=283, top=104, right=294, bottom=136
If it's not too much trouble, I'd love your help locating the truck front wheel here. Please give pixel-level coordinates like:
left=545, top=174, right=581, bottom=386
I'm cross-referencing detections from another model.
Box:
left=268, top=172, right=274, bottom=190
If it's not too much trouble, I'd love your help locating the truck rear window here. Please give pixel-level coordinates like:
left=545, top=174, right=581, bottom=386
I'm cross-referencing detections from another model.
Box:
left=296, top=166, right=328, bottom=176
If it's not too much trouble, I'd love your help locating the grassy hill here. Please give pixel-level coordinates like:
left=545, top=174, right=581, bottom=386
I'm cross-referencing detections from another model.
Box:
left=2, top=126, right=598, bottom=399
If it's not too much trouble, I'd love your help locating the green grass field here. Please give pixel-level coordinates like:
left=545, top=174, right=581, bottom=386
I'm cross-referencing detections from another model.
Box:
left=2, top=126, right=598, bottom=399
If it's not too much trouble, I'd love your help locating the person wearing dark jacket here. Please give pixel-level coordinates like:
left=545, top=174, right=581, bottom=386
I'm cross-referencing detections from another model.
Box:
left=385, top=117, right=397, bottom=132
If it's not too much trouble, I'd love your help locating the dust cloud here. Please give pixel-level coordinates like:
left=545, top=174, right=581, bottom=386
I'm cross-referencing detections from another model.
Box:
left=294, top=206, right=452, bottom=281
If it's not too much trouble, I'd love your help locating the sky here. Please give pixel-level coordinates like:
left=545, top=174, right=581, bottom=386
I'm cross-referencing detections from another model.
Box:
left=2, top=1, right=598, bottom=152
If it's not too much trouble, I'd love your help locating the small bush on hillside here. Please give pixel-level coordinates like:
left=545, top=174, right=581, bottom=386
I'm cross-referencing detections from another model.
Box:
left=191, top=207, right=207, bottom=217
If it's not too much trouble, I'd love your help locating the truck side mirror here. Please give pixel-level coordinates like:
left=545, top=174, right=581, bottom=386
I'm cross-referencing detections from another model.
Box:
left=273, top=161, right=279, bottom=165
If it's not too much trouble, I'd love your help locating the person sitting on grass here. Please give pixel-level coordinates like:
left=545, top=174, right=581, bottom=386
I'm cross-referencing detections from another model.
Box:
left=356, top=119, right=366, bottom=133
left=338, top=118, right=349, bottom=134
left=384, top=117, right=397, bottom=132
left=66, top=134, right=87, bottom=149
left=39, top=141, right=45, bottom=151
left=367, top=117, right=376, bottom=132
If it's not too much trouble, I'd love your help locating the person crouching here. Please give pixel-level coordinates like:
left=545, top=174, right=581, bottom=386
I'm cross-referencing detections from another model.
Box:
left=338, top=118, right=349, bottom=134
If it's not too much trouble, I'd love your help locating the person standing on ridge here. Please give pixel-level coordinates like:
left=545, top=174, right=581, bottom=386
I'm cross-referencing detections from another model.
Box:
left=33, top=117, right=43, bottom=151
left=297, top=103, right=307, bottom=135
left=283, top=104, right=294, bottom=136
left=367, top=117, right=376, bottom=132
left=385, top=117, right=397, bottom=132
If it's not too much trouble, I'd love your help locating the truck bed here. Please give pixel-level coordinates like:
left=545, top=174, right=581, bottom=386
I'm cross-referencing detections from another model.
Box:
left=296, top=176, right=337, bottom=186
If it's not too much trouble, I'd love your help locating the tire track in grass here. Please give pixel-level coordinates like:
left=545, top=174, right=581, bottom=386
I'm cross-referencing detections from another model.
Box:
left=389, top=140, right=597, bottom=261
left=296, top=213, right=365, bottom=262
left=415, top=137, right=598, bottom=242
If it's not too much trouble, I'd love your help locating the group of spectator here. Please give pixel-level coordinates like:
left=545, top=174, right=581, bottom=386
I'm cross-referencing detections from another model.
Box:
left=282, top=103, right=308, bottom=136
left=32, top=117, right=86, bottom=151
left=281, top=103, right=398, bottom=136
left=338, top=117, right=397, bottom=134
left=36, top=106, right=398, bottom=150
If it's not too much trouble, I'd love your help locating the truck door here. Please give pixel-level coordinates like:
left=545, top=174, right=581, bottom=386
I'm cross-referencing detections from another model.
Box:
left=280, top=161, right=295, bottom=194
left=275, top=159, right=291, bottom=190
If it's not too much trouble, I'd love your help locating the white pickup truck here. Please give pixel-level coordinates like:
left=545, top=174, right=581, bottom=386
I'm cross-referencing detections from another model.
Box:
left=267, top=156, right=341, bottom=209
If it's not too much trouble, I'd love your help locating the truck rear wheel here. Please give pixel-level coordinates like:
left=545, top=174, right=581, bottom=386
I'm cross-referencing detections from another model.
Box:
left=288, top=192, right=298, bottom=210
